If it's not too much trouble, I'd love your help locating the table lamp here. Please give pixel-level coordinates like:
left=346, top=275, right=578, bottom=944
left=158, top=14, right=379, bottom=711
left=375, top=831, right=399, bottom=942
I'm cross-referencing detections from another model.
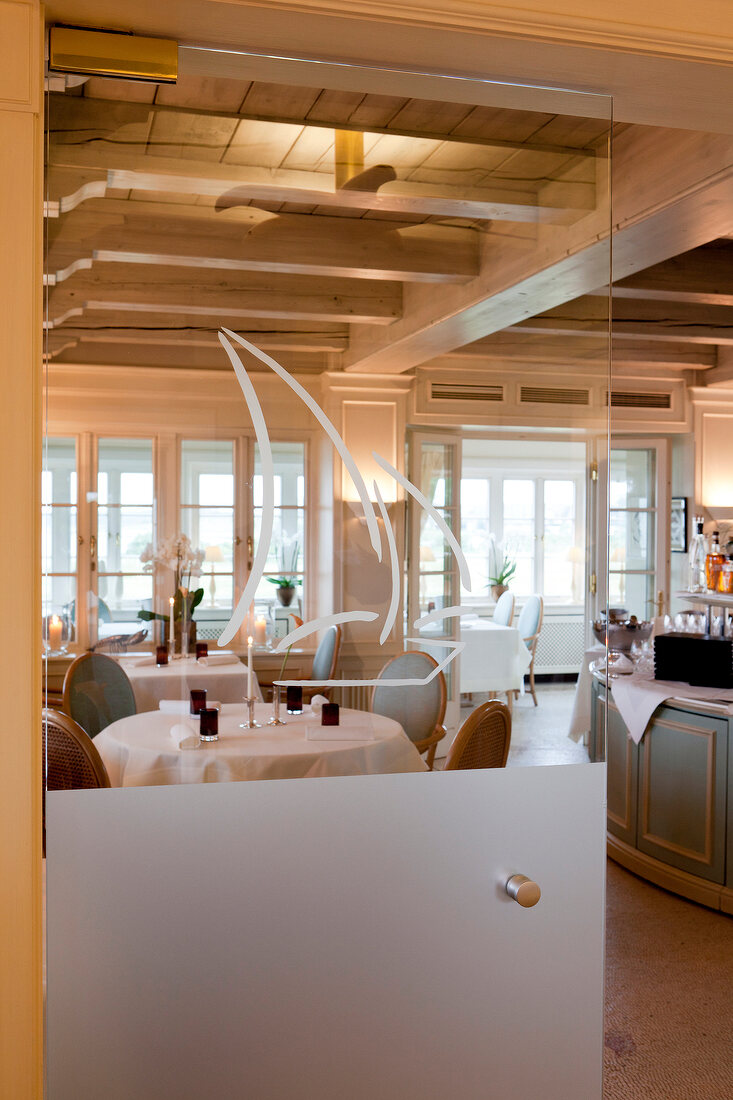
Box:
left=205, top=544, right=224, bottom=606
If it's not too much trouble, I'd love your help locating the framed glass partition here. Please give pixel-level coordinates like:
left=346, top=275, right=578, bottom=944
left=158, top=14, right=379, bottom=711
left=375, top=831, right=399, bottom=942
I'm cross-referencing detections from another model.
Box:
left=43, top=40, right=611, bottom=1099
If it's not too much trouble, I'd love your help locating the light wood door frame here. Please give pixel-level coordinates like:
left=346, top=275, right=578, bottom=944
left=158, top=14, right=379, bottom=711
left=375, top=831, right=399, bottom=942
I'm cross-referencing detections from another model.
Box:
left=0, top=3, right=44, bottom=1098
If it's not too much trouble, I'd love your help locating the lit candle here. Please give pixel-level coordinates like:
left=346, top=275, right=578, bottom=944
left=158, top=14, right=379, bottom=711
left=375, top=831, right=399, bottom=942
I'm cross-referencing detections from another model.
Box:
left=254, top=615, right=267, bottom=646
left=48, top=614, right=63, bottom=652
left=168, top=596, right=175, bottom=656
left=247, top=635, right=254, bottom=699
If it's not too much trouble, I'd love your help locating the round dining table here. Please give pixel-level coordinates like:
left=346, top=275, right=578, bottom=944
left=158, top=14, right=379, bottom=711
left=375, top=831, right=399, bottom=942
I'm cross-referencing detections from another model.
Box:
left=94, top=703, right=427, bottom=787
left=114, top=652, right=262, bottom=712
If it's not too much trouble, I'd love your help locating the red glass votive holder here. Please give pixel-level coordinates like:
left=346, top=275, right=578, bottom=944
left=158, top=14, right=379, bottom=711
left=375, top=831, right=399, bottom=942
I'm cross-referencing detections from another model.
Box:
left=286, top=686, right=303, bottom=714
left=199, top=708, right=219, bottom=742
left=321, top=702, right=340, bottom=726
left=196, top=642, right=208, bottom=660
left=190, top=688, right=207, bottom=715
left=156, top=645, right=168, bottom=666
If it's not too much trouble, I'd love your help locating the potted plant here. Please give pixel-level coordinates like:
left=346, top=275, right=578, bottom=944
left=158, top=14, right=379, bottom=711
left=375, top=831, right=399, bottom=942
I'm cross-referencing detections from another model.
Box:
left=268, top=542, right=302, bottom=606
left=137, top=534, right=205, bottom=651
left=487, top=536, right=517, bottom=601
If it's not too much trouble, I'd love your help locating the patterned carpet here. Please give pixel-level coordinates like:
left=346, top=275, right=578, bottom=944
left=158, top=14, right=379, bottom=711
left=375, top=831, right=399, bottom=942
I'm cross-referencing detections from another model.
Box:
left=604, top=860, right=733, bottom=1098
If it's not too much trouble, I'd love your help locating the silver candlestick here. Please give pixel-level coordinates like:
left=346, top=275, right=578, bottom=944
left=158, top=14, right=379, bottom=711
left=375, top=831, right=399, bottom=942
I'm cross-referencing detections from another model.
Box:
left=267, top=685, right=286, bottom=726
left=239, top=696, right=261, bottom=729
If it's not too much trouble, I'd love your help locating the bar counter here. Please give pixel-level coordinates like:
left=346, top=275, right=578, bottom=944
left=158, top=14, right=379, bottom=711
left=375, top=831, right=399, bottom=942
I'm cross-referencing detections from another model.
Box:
left=590, top=671, right=733, bottom=914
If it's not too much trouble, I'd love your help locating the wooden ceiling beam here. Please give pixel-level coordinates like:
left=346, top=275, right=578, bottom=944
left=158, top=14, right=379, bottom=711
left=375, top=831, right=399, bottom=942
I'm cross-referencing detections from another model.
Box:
left=611, top=243, right=733, bottom=307
left=341, top=127, right=733, bottom=372
left=451, top=332, right=716, bottom=369
left=46, top=342, right=329, bottom=373
left=510, top=296, right=733, bottom=344
left=45, top=326, right=348, bottom=353
left=46, top=269, right=401, bottom=327
left=46, top=212, right=480, bottom=284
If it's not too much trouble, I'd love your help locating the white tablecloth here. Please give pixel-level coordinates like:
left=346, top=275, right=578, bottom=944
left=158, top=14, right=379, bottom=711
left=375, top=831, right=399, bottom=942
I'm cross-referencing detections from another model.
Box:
left=568, top=644, right=605, bottom=743
left=459, top=620, right=532, bottom=694
left=94, top=704, right=427, bottom=786
left=115, top=653, right=262, bottom=713
left=610, top=671, right=733, bottom=744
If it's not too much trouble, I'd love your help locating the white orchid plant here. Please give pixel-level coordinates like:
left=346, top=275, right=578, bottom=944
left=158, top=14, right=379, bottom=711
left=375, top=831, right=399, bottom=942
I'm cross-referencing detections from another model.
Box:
left=137, top=533, right=206, bottom=624
left=487, top=534, right=517, bottom=588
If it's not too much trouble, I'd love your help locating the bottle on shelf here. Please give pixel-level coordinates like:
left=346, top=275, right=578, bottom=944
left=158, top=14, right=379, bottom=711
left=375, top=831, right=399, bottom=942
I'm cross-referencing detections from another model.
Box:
left=688, top=517, right=707, bottom=593
left=705, top=529, right=725, bottom=591
left=718, top=560, right=733, bottom=595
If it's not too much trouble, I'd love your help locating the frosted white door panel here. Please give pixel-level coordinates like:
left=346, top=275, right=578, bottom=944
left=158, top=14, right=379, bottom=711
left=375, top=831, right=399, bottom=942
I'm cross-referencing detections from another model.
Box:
left=47, top=764, right=604, bottom=1099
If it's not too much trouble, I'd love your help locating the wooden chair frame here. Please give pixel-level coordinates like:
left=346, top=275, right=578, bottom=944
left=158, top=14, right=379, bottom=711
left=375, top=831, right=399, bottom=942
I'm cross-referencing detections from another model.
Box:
left=42, top=707, right=111, bottom=855
left=43, top=708, right=111, bottom=790
left=444, top=700, right=512, bottom=770
left=370, top=649, right=447, bottom=769
left=519, top=598, right=541, bottom=708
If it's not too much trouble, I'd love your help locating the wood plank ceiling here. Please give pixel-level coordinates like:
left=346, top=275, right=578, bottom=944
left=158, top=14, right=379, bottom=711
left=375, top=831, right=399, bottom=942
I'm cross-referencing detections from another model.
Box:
left=44, top=73, right=733, bottom=383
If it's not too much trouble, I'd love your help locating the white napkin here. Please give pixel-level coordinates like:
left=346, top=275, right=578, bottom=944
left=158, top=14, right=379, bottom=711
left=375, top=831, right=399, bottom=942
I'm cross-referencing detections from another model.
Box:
left=309, top=693, right=329, bottom=714
left=159, top=699, right=220, bottom=714
left=197, top=653, right=240, bottom=667
left=169, top=722, right=198, bottom=748
left=120, top=655, right=156, bottom=668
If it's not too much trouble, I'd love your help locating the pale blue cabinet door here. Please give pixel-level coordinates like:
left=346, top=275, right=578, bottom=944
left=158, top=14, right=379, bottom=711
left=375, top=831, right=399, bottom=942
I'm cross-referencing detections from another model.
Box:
left=637, top=705, right=728, bottom=883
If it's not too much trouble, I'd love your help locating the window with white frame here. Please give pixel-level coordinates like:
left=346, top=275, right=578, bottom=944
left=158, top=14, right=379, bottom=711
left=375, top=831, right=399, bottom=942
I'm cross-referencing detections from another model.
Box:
left=253, top=442, right=306, bottom=612
left=180, top=440, right=235, bottom=624
left=42, top=433, right=308, bottom=649
left=96, top=439, right=155, bottom=638
left=460, top=439, right=586, bottom=605
left=42, top=437, right=78, bottom=643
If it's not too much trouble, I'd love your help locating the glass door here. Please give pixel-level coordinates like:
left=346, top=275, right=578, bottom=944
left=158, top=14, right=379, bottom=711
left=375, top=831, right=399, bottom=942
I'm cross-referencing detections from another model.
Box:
left=609, top=440, right=670, bottom=621
left=407, top=433, right=462, bottom=730
left=43, top=35, right=611, bottom=1099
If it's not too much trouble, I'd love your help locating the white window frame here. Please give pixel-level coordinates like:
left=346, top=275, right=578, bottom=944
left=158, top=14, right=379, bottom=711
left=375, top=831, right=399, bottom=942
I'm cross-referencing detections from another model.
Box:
left=43, top=429, right=312, bottom=650
left=605, top=436, right=670, bottom=620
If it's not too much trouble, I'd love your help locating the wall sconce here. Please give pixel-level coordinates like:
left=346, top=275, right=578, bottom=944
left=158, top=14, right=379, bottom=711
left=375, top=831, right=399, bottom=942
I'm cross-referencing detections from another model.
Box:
left=346, top=498, right=399, bottom=525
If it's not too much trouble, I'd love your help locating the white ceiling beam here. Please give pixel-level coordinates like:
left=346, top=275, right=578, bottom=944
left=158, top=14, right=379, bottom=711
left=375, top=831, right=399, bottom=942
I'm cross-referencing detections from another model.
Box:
left=46, top=147, right=590, bottom=223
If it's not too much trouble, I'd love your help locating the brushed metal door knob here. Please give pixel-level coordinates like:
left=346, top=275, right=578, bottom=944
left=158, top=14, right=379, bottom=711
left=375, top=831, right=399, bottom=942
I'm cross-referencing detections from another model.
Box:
left=506, top=874, right=541, bottom=908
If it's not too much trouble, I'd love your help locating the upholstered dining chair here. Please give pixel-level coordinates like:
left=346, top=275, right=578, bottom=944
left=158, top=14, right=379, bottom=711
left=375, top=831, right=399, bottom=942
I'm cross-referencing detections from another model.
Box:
left=371, top=650, right=447, bottom=769
left=493, top=590, right=515, bottom=627
left=302, top=624, right=342, bottom=703
left=62, top=652, right=137, bottom=739
left=444, top=700, right=512, bottom=770
left=516, top=595, right=544, bottom=706
left=42, top=707, right=111, bottom=853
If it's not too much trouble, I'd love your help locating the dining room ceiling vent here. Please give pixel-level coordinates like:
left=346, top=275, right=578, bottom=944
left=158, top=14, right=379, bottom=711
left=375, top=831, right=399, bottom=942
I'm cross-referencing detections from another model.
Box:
left=520, top=386, right=590, bottom=405
left=608, top=390, right=672, bottom=409
left=430, top=382, right=504, bottom=402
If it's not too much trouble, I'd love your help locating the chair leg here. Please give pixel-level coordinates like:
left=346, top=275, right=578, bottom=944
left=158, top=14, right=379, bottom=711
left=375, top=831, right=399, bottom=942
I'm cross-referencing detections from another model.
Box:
left=529, top=659, right=538, bottom=706
left=425, top=743, right=437, bottom=771
left=504, top=691, right=513, bottom=716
